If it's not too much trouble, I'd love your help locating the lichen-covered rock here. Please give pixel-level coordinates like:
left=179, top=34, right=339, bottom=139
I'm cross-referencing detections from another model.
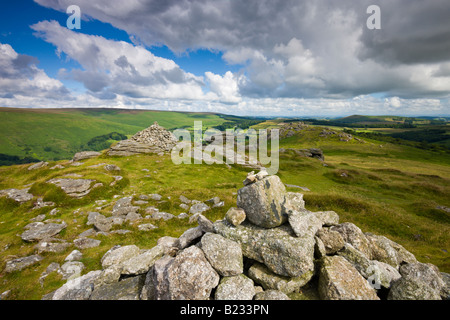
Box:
left=288, top=210, right=339, bottom=238
left=153, top=246, right=220, bottom=300
left=331, top=223, right=372, bottom=259
left=248, top=262, right=314, bottom=294
left=388, top=263, right=446, bottom=300
left=214, top=220, right=315, bottom=278
left=338, top=243, right=400, bottom=289
left=200, top=233, right=243, bottom=276
left=176, top=226, right=204, bottom=249
left=21, top=222, right=66, bottom=242
left=101, top=245, right=140, bottom=269
left=225, top=207, right=246, bottom=226
left=52, top=270, right=102, bottom=300
left=196, top=214, right=215, bottom=233
left=215, top=275, right=255, bottom=300
left=5, top=255, right=44, bottom=273
left=318, top=255, right=379, bottom=300
left=47, top=178, right=96, bottom=198
left=90, top=275, right=145, bottom=300
left=365, top=233, right=417, bottom=268
left=283, top=192, right=305, bottom=213
left=236, top=175, right=288, bottom=228
left=388, top=278, right=442, bottom=300
left=120, top=245, right=165, bottom=275
left=316, top=227, right=345, bottom=254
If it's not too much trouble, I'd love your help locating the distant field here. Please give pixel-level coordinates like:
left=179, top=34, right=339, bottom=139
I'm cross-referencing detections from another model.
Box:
left=0, top=108, right=227, bottom=162
left=0, top=112, right=449, bottom=299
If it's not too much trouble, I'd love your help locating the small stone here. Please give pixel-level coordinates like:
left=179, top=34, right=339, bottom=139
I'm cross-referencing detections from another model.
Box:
left=225, top=207, right=246, bottom=226
left=215, top=275, right=255, bottom=300
left=73, top=238, right=101, bottom=250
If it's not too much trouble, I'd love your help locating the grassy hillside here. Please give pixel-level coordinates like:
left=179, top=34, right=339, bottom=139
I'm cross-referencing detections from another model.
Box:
left=0, top=114, right=449, bottom=299
left=0, top=108, right=227, bottom=162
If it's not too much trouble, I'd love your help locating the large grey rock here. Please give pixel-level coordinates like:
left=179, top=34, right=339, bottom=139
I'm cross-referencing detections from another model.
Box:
left=215, top=275, right=255, bottom=300
left=338, top=243, right=400, bottom=289
left=73, top=238, right=101, bottom=250
left=318, top=255, right=379, bottom=300
left=153, top=246, right=220, bottom=300
left=214, top=220, right=315, bottom=278
left=52, top=270, right=102, bottom=300
left=5, top=255, right=44, bottom=273
left=388, top=263, right=446, bottom=300
left=0, top=188, right=33, bottom=203
left=90, top=275, right=145, bottom=300
left=331, top=223, right=372, bottom=259
left=440, top=272, right=450, bottom=300
left=200, top=233, right=243, bottom=276
left=288, top=210, right=340, bottom=238
left=248, top=262, right=314, bottom=294
left=196, top=214, right=215, bottom=233
left=47, top=178, right=95, bottom=198
left=101, top=245, right=140, bottom=269
left=120, top=245, right=165, bottom=275
left=236, top=175, right=288, bottom=228
left=388, top=278, right=442, bottom=300
left=21, top=222, right=66, bottom=242
left=283, top=192, right=306, bottom=213
left=112, top=196, right=139, bottom=216
left=73, top=151, right=101, bottom=162
left=176, top=226, right=204, bottom=249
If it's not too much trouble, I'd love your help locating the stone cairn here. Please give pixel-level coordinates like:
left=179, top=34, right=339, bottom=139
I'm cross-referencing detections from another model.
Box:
left=107, top=122, right=177, bottom=156
left=47, top=171, right=449, bottom=300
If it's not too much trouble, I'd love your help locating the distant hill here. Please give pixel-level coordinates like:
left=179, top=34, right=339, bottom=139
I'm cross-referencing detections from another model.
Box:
left=0, top=108, right=228, bottom=163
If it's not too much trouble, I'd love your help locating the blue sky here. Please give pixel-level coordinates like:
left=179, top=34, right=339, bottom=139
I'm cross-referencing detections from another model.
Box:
left=0, top=0, right=449, bottom=116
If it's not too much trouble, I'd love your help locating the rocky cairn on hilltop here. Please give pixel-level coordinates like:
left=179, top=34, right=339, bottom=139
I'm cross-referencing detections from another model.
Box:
left=46, top=172, right=449, bottom=300
left=108, top=122, right=177, bottom=156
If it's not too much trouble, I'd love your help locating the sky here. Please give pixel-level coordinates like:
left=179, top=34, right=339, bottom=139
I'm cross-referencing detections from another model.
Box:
left=0, top=0, right=449, bottom=117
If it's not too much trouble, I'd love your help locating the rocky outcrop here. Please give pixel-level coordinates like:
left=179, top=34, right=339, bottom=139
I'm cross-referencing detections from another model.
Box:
left=72, top=151, right=101, bottom=162
left=47, top=178, right=97, bottom=198
left=108, top=122, right=177, bottom=156
left=45, top=172, right=448, bottom=301
left=0, top=188, right=33, bottom=203
left=21, top=222, right=67, bottom=242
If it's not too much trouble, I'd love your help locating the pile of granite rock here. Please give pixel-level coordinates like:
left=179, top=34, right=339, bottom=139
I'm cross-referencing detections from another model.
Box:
left=45, top=172, right=449, bottom=300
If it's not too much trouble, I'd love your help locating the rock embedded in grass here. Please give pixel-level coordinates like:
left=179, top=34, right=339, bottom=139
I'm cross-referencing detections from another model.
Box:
left=5, top=255, right=44, bottom=273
